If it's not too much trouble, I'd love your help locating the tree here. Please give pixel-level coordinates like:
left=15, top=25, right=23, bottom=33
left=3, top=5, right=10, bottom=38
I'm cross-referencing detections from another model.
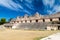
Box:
left=0, top=18, right=6, bottom=25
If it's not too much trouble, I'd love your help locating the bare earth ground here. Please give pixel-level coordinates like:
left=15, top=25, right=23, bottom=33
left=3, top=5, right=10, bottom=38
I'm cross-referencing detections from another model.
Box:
left=0, top=29, right=59, bottom=40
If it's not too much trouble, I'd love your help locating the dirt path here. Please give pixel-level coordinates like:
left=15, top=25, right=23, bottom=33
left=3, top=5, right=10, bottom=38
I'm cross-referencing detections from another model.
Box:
left=0, top=30, right=59, bottom=40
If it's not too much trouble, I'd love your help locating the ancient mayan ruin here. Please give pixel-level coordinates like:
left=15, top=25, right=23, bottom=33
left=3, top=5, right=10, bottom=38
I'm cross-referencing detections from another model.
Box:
left=3, top=12, right=60, bottom=30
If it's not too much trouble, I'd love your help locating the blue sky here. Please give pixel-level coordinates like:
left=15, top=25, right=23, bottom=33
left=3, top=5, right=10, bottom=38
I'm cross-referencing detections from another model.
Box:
left=0, top=0, right=60, bottom=21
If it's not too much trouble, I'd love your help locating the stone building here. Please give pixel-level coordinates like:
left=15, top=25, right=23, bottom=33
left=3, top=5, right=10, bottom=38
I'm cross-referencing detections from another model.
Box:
left=4, top=12, right=60, bottom=30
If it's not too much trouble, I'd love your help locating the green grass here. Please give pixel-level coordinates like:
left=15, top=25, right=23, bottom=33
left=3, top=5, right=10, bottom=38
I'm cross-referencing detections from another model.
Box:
left=34, top=37, right=44, bottom=40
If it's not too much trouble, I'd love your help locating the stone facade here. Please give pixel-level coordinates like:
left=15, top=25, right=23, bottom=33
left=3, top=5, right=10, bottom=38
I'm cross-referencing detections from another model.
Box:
left=45, top=19, right=50, bottom=22
left=6, top=12, right=60, bottom=30
left=47, top=25, right=58, bottom=30
left=52, top=18, right=59, bottom=21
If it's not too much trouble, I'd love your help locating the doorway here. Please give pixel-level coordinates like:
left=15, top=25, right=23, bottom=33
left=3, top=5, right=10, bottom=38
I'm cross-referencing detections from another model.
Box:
left=36, top=20, right=38, bottom=22
left=58, top=26, right=60, bottom=30
left=59, top=18, right=60, bottom=21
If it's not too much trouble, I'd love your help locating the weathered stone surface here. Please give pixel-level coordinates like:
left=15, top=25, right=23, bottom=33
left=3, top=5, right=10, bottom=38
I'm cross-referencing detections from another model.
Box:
left=12, top=22, right=50, bottom=30
left=41, top=33, right=60, bottom=40
left=5, top=12, right=60, bottom=30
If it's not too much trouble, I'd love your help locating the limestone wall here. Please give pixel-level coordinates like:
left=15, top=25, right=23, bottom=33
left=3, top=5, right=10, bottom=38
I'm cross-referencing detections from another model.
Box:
left=45, top=19, right=50, bottom=22
left=38, top=19, right=43, bottom=22
left=10, top=17, right=60, bottom=24
left=52, top=18, right=59, bottom=21
left=23, top=21, right=25, bottom=23
left=12, top=22, right=49, bottom=30
left=19, top=21, right=21, bottom=23
left=8, top=12, right=60, bottom=30
left=47, top=26, right=58, bottom=30
left=27, top=20, right=30, bottom=23
left=32, top=20, right=35, bottom=23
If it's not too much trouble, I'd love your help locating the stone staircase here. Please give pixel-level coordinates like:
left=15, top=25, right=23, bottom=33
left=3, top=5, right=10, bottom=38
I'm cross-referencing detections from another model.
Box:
left=12, top=22, right=51, bottom=30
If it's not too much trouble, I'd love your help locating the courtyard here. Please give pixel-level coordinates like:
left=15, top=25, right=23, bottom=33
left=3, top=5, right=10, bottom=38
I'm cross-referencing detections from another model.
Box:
left=0, top=29, right=59, bottom=40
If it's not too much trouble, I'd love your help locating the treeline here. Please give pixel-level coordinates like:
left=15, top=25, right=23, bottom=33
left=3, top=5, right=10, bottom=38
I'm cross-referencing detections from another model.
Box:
left=0, top=18, right=6, bottom=25
left=0, top=18, right=12, bottom=25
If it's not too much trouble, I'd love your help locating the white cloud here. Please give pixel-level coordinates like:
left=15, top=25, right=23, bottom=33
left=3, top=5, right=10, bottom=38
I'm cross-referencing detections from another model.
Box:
left=47, top=10, right=53, bottom=14
left=53, top=5, right=60, bottom=12
left=25, top=0, right=32, bottom=3
left=23, top=9, right=32, bottom=15
left=42, top=0, right=55, bottom=8
left=47, top=5, right=60, bottom=14
left=0, top=0, right=23, bottom=10
left=43, top=0, right=60, bottom=14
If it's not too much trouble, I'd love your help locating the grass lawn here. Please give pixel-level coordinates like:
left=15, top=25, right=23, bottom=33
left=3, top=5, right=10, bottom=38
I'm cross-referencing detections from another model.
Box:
left=0, top=29, right=60, bottom=40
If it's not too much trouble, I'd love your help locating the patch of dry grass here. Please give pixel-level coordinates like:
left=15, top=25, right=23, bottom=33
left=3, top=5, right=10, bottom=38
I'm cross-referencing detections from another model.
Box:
left=0, top=29, right=59, bottom=40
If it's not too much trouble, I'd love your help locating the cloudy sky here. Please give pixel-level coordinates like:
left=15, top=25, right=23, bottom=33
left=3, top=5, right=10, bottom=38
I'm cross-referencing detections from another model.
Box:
left=0, top=0, right=60, bottom=20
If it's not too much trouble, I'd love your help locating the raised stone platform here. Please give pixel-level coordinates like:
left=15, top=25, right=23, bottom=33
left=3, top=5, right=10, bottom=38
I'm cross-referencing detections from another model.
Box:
left=12, top=22, right=50, bottom=30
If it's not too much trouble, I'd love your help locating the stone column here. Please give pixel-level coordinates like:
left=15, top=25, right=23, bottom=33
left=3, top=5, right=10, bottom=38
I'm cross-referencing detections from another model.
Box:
left=19, top=21, right=21, bottom=23
left=27, top=20, right=30, bottom=23
left=32, top=20, right=35, bottom=23
left=45, top=19, right=50, bottom=22
left=23, top=21, right=25, bottom=23
left=52, top=18, right=59, bottom=21
left=38, top=19, right=43, bottom=22
left=15, top=21, right=18, bottom=23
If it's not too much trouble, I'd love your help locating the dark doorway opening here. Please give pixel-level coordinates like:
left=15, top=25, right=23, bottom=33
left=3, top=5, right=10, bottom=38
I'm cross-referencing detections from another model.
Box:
left=30, top=20, right=32, bottom=23
left=25, top=20, right=27, bottom=23
left=17, top=21, right=19, bottom=23
left=58, top=26, right=60, bottom=30
left=21, top=21, right=23, bottom=23
left=14, top=21, right=15, bottom=23
left=36, top=20, right=38, bottom=22
left=59, top=18, right=60, bottom=21
left=43, top=19, right=45, bottom=22
left=50, top=19, right=52, bottom=21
